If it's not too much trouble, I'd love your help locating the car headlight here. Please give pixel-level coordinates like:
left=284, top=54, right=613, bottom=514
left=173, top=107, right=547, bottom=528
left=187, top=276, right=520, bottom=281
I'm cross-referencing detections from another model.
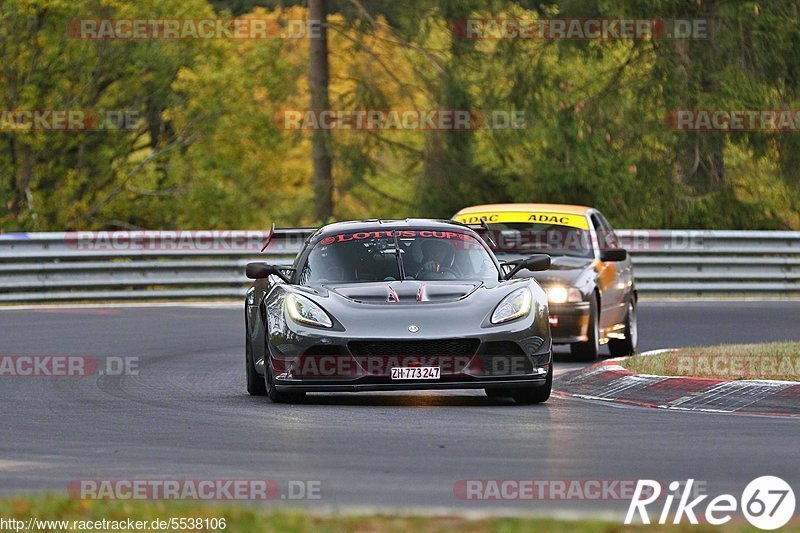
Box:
left=285, top=293, right=333, bottom=328
left=491, top=287, right=532, bottom=324
left=546, top=286, right=582, bottom=304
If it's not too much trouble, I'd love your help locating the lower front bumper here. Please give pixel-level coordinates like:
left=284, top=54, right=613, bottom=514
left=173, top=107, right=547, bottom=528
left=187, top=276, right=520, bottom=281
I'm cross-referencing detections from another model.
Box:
left=549, top=302, right=590, bottom=344
left=275, top=372, right=550, bottom=393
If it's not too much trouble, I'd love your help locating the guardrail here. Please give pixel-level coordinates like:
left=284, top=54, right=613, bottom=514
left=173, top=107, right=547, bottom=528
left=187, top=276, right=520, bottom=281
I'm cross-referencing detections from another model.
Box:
left=0, top=229, right=798, bottom=302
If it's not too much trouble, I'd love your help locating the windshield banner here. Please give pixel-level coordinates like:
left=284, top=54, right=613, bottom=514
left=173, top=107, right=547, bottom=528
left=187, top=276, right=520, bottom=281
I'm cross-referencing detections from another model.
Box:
left=453, top=212, right=590, bottom=229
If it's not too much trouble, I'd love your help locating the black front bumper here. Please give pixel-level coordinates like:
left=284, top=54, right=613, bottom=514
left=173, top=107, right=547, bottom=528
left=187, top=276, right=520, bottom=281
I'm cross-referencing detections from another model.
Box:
left=266, top=314, right=553, bottom=391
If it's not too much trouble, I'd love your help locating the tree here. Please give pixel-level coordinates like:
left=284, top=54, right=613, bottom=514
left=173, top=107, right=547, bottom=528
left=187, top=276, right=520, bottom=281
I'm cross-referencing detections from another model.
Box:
left=309, top=0, right=334, bottom=222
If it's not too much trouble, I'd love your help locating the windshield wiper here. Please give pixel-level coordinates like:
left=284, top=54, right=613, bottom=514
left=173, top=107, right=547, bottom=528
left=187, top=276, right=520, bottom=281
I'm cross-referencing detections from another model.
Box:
left=480, top=219, right=498, bottom=248
left=391, top=230, right=405, bottom=280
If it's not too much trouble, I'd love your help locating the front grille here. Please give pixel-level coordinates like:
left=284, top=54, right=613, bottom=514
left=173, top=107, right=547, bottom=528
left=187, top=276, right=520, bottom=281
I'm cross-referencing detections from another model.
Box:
left=348, top=339, right=480, bottom=358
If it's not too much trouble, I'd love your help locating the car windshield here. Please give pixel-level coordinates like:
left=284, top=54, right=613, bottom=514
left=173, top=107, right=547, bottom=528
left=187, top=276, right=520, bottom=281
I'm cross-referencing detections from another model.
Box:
left=483, top=222, right=595, bottom=259
left=299, top=229, right=499, bottom=284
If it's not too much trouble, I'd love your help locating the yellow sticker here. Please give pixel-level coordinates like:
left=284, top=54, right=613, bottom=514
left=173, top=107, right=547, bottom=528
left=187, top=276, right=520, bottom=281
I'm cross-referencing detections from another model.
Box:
left=453, top=211, right=589, bottom=229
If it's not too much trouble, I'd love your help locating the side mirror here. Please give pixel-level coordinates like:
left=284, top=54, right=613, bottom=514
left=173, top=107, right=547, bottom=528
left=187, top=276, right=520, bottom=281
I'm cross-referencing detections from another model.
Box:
left=599, top=249, right=628, bottom=262
left=245, top=262, right=291, bottom=283
left=504, top=254, right=551, bottom=279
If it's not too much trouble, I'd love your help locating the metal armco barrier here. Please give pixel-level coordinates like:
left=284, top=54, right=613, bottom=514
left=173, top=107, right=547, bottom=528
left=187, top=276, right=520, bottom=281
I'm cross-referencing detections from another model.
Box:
left=0, top=229, right=798, bottom=302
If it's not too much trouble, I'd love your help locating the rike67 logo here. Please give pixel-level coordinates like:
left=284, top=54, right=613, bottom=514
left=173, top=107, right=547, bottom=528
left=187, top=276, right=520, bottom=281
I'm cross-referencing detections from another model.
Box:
left=626, top=477, right=796, bottom=530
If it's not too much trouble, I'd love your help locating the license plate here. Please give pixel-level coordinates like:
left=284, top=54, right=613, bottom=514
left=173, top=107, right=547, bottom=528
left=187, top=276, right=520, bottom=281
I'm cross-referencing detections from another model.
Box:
left=390, top=367, right=440, bottom=380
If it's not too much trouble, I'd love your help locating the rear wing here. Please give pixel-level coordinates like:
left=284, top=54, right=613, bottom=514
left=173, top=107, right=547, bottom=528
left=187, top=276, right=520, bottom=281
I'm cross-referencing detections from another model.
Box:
left=260, top=225, right=317, bottom=255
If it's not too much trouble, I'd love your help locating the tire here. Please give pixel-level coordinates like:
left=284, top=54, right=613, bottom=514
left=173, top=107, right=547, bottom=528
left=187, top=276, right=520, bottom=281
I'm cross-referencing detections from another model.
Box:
left=608, top=298, right=638, bottom=357
left=245, top=328, right=267, bottom=396
left=511, top=365, right=552, bottom=405
left=570, top=295, right=600, bottom=362
left=264, top=361, right=305, bottom=404
left=485, top=388, right=511, bottom=398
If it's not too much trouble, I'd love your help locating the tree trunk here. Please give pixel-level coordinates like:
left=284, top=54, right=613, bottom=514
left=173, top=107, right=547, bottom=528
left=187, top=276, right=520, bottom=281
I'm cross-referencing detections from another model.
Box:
left=308, top=0, right=334, bottom=222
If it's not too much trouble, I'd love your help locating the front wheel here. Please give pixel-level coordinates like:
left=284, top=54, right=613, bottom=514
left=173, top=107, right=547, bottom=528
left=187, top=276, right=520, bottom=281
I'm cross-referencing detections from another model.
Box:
left=246, top=330, right=266, bottom=396
left=608, top=298, right=638, bottom=357
left=570, top=296, right=600, bottom=362
left=264, top=362, right=306, bottom=404
left=511, top=365, right=552, bottom=405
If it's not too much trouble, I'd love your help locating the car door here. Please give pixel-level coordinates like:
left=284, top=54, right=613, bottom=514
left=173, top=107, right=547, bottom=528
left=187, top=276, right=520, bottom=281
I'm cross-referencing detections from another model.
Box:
left=597, top=211, right=634, bottom=307
left=590, top=212, right=626, bottom=329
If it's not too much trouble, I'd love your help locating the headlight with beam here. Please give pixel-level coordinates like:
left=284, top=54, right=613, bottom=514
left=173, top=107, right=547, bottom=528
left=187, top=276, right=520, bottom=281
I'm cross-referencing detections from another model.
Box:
left=546, top=286, right=582, bottom=304
left=285, top=293, right=333, bottom=328
left=491, top=287, right=532, bottom=324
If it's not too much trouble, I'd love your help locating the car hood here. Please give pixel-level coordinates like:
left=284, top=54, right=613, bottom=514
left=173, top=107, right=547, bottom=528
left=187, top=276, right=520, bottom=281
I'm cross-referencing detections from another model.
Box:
left=314, top=280, right=482, bottom=304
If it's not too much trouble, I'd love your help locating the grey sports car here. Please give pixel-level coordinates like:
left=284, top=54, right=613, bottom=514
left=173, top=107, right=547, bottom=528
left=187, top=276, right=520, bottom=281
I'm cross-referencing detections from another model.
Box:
left=244, top=219, right=553, bottom=404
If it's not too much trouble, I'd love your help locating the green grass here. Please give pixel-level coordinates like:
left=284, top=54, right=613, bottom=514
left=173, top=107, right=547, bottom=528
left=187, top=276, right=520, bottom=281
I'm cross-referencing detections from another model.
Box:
left=622, top=342, right=800, bottom=381
left=3, top=495, right=798, bottom=532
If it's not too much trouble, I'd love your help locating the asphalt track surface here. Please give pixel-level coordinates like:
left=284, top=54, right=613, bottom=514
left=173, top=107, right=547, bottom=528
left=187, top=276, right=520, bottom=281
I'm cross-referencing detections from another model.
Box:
left=1, top=301, right=799, bottom=514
